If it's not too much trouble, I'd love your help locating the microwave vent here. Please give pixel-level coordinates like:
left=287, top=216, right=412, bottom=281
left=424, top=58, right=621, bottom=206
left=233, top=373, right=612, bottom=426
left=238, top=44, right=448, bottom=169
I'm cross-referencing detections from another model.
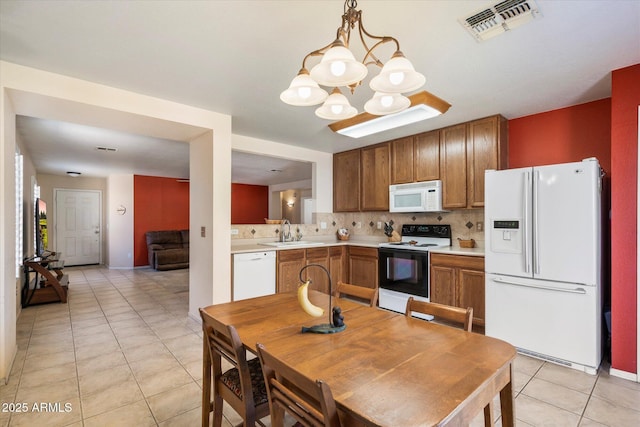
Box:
left=460, top=0, right=540, bottom=42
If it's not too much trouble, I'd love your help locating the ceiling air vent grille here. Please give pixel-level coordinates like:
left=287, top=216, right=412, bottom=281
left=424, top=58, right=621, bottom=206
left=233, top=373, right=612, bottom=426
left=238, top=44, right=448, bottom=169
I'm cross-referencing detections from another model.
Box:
left=460, top=0, right=540, bottom=42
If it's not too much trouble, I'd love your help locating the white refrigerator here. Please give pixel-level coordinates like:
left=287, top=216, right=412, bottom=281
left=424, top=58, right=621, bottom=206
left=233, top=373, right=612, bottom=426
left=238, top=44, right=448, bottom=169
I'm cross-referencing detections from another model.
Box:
left=484, top=158, right=602, bottom=374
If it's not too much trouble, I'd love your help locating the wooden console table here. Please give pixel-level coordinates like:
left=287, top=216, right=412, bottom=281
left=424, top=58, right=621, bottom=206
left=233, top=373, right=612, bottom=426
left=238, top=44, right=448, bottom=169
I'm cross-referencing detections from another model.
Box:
left=22, top=253, right=69, bottom=307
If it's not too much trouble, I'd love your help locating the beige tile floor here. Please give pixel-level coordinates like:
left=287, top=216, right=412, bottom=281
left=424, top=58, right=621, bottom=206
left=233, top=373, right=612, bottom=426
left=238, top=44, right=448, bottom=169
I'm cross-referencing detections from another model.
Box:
left=0, top=265, right=638, bottom=427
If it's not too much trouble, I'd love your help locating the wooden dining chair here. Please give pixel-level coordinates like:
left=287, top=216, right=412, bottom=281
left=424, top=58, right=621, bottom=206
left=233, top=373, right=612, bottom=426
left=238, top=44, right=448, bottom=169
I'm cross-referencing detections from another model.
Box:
left=256, top=343, right=341, bottom=427
left=404, top=297, right=473, bottom=332
left=200, top=308, right=270, bottom=427
left=334, top=281, right=378, bottom=307
left=404, top=298, right=494, bottom=425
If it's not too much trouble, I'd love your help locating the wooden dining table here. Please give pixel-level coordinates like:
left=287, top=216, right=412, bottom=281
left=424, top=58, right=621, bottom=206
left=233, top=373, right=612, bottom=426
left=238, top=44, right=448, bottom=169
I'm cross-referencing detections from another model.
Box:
left=201, top=290, right=516, bottom=426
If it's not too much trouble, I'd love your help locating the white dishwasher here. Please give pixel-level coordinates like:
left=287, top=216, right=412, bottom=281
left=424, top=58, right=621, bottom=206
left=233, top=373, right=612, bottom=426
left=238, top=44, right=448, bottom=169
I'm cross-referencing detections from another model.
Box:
left=232, top=251, right=276, bottom=301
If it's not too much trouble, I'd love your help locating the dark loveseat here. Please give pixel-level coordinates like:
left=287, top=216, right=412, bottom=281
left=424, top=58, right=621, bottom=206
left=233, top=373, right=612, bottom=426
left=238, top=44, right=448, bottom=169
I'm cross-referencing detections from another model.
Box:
left=145, top=230, right=189, bottom=270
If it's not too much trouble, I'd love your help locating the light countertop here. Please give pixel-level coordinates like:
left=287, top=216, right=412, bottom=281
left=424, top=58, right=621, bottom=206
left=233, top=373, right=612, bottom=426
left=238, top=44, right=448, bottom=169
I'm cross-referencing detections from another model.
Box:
left=232, top=238, right=484, bottom=256
left=429, top=246, right=485, bottom=257
left=231, top=237, right=383, bottom=254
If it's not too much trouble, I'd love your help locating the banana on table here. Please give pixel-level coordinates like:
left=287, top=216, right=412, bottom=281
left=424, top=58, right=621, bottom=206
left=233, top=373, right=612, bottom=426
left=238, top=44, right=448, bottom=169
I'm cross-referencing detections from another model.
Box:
left=297, top=281, right=324, bottom=317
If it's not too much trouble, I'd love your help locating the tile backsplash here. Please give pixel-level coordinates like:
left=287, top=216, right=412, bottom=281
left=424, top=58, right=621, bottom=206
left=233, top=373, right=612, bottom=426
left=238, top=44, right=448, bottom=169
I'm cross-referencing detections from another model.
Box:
left=231, top=210, right=485, bottom=248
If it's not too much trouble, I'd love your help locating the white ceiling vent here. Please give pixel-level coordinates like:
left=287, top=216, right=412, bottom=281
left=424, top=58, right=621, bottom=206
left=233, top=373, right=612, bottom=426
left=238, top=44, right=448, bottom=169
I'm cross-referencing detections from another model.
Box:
left=460, top=0, right=540, bottom=42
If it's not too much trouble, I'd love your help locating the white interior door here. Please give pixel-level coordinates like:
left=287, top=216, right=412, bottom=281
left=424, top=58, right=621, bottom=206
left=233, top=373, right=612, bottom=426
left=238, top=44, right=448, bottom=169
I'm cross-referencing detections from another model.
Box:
left=55, top=189, right=101, bottom=265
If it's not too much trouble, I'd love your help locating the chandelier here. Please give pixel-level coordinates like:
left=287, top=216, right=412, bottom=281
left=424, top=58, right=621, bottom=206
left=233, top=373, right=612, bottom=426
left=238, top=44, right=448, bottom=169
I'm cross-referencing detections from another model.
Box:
left=280, top=0, right=448, bottom=129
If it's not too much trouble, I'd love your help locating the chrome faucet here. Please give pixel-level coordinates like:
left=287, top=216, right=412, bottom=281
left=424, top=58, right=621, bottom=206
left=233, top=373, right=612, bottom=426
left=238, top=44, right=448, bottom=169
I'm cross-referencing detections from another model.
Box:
left=280, top=219, right=292, bottom=242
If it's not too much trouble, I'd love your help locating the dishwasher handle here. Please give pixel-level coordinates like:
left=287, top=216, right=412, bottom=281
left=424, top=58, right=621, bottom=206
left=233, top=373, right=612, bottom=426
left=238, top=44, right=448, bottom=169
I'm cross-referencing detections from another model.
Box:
left=491, top=277, right=587, bottom=294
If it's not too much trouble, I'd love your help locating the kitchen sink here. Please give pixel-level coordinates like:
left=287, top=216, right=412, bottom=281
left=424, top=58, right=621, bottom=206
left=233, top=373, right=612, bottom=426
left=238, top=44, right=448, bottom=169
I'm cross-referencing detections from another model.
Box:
left=259, top=241, right=325, bottom=248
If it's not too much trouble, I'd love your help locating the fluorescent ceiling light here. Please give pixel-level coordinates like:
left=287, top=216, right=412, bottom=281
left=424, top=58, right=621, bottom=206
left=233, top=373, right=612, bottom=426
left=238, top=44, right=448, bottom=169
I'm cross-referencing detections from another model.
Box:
left=328, top=90, right=451, bottom=138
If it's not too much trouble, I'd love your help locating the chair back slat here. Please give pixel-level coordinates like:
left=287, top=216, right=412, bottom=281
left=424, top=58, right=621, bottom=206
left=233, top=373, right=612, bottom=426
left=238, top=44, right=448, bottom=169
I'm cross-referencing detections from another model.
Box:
left=404, top=297, right=473, bottom=332
left=257, top=343, right=341, bottom=427
left=334, top=281, right=378, bottom=307
left=200, top=308, right=269, bottom=427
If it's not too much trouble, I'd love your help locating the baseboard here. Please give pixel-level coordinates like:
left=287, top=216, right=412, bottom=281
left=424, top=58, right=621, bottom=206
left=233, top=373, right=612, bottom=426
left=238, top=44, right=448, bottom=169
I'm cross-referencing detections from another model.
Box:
left=609, top=367, right=639, bottom=382
left=188, top=311, right=201, bottom=324
left=1, top=342, right=18, bottom=386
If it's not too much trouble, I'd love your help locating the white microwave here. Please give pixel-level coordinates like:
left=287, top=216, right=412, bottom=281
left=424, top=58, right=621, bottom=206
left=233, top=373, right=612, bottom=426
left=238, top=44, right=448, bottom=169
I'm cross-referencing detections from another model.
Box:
left=389, top=180, right=444, bottom=213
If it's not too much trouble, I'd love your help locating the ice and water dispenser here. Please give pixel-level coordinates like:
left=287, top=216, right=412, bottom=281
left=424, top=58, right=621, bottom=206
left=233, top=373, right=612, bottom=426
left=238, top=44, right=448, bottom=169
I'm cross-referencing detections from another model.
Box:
left=490, top=220, right=522, bottom=253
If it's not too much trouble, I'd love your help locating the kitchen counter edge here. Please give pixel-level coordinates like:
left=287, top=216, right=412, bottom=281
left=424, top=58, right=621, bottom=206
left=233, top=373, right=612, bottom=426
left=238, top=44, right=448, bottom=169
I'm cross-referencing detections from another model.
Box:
left=231, top=239, right=382, bottom=254
left=429, top=247, right=485, bottom=257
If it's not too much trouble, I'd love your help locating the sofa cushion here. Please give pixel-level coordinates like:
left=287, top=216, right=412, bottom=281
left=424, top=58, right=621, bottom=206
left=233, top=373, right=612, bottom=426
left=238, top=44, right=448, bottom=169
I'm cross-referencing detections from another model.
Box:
left=155, top=248, right=189, bottom=265
left=146, top=230, right=182, bottom=246
left=180, top=230, right=189, bottom=246
left=145, top=229, right=189, bottom=270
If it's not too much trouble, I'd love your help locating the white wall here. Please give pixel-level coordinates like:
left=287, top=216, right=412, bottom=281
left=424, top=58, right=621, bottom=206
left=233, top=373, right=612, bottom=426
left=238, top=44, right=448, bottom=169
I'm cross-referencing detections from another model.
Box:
left=107, top=175, right=134, bottom=269
left=0, top=86, right=17, bottom=384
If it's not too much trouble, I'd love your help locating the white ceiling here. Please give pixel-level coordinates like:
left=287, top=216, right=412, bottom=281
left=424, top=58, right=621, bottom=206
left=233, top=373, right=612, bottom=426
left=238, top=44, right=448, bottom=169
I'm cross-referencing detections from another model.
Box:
left=1, top=0, right=639, bottom=182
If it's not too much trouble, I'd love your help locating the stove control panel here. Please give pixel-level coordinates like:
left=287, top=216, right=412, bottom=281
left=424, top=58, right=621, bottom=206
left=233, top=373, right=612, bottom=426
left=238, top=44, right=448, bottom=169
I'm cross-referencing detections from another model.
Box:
left=401, top=224, right=451, bottom=239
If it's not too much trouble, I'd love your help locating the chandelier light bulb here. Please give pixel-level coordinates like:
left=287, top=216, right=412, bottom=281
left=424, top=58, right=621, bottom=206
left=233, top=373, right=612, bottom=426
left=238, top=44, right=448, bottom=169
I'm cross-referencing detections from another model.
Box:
left=315, top=87, right=358, bottom=120
left=370, top=51, right=425, bottom=93
left=280, top=69, right=328, bottom=106
left=389, top=71, right=405, bottom=86
left=310, top=42, right=368, bottom=87
left=364, top=92, right=410, bottom=116
left=381, top=95, right=394, bottom=108
left=297, top=86, right=311, bottom=99
left=330, top=61, right=347, bottom=77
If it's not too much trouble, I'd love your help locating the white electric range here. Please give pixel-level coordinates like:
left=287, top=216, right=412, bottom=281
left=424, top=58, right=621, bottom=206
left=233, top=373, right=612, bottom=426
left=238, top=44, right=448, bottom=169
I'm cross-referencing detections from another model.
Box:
left=378, top=224, right=452, bottom=319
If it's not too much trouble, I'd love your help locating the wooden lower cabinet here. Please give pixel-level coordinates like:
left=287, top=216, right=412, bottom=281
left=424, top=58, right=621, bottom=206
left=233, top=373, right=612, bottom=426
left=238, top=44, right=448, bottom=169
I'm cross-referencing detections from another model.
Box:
left=329, top=246, right=345, bottom=290
left=276, top=249, right=306, bottom=293
left=430, top=253, right=485, bottom=326
left=277, top=246, right=347, bottom=294
left=347, top=246, right=378, bottom=289
left=305, top=247, right=330, bottom=294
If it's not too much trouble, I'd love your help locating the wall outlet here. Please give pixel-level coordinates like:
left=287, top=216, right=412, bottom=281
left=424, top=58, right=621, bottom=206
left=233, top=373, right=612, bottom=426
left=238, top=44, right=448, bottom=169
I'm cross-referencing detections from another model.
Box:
left=230, top=228, right=239, bottom=235
left=356, top=221, right=362, bottom=229
left=320, top=222, right=327, bottom=229
left=477, top=221, right=483, bottom=232
left=377, top=221, right=382, bottom=229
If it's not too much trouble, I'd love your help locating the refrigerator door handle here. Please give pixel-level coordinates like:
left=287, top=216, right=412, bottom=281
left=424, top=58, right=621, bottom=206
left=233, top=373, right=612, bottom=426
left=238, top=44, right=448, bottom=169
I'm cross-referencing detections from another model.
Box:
left=533, top=170, right=541, bottom=275
left=491, top=277, right=587, bottom=294
left=523, top=171, right=531, bottom=273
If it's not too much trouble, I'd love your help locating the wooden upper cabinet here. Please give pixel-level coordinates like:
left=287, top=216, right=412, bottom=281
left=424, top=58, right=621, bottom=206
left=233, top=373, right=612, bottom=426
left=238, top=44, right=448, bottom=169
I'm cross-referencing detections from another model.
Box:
left=390, top=136, right=414, bottom=184
left=361, top=143, right=390, bottom=211
left=333, top=114, right=506, bottom=211
left=414, top=130, right=440, bottom=182
left=333, top=149, right=361, bottom=212
left=466, top=115, right=508, bottom=208
left=440, top=124, right=468, bottom=209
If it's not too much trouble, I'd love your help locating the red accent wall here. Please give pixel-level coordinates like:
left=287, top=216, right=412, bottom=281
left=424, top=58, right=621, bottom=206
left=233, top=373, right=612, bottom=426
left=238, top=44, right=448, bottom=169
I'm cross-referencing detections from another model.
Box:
left=133, top=175, right=190, bottom=266
left=231, top=183, right=269, bottom=224
left=611, top=64, right=640, bottom=374
left=509, top=99, right=611, bottom=172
